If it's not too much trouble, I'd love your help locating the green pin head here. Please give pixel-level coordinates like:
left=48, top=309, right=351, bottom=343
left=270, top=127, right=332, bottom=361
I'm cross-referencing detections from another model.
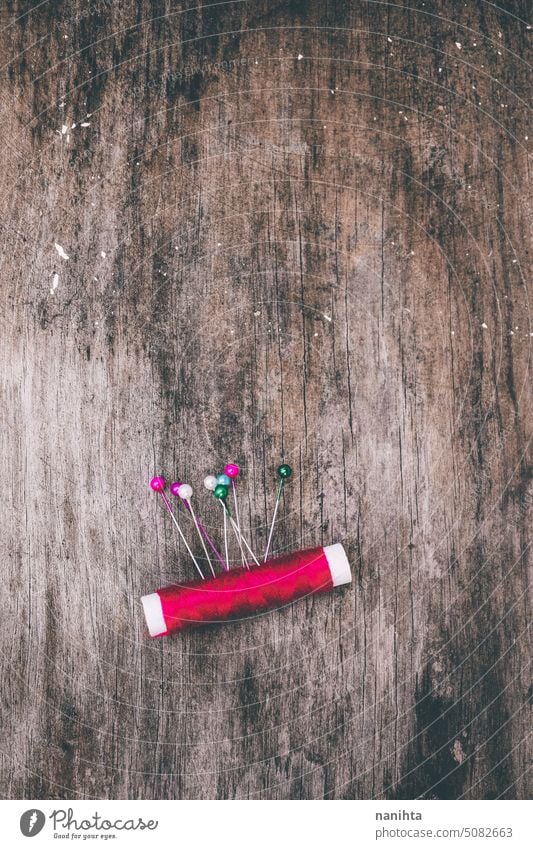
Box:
left=277, top=463, right=293, bottom=480
left=214, top=483, right=229, bottom=500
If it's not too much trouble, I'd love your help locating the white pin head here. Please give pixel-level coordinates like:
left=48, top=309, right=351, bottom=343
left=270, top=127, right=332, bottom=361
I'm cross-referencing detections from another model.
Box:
left=203, top=475, right=217, bottom=491
left=177, top=483, right=193, bottom=500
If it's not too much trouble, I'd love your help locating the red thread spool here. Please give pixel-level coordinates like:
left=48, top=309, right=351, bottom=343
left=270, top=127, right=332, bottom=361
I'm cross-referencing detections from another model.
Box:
left=142, top=543, right=351, bottom=637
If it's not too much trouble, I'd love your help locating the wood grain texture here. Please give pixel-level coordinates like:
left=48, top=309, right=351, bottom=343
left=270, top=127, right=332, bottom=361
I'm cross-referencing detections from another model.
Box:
left=1, top=0, right=531, bottom=800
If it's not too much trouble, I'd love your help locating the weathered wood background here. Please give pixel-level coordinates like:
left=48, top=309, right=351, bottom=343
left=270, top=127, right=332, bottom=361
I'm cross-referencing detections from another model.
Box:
left=1, top=0, right=531, bottom=800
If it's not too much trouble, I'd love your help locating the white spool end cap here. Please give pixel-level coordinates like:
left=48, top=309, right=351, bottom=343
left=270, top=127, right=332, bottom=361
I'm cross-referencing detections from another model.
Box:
left=324, top=543, right=352, bottom=587
left=141, top=592, right=167, bottom=637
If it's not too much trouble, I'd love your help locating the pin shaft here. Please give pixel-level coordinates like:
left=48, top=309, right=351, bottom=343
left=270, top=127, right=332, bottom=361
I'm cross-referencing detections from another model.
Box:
left=231, top=481, right=246, bottom=565
left=222, top=506, right=229, bottom=567
left=263, top=479, right=284, bottom=562
left=187, top=500, right=216, bottom=577
left=229, top=516, right=260, bottom=568
left=160, top=492, right=205, bottom=580
left=180, top=498, right=227, bottom=570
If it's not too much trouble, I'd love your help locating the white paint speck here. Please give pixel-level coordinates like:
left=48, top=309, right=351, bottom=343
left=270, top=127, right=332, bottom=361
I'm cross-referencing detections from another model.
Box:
left=387, top=37, right=392, bottom=43
left=297, top=54, right=303, bottom=60
left=54, top=243, right=69, bottom=260
left=323, top=314, right=332, bottom=322
left=455, top=42, right=462, bottom=50
left=50, top=272, right=59, bottom=294
left=481, top=322, right=488, bottom=329
left=254, top=310, right=260, bottom=316
left=61, top=124, right=68, bottom=134
left=451, top=740, right=466, bottom=764
left=100, top=251, right=106, bottom=258
left=80, top=122, right=90, bottom=127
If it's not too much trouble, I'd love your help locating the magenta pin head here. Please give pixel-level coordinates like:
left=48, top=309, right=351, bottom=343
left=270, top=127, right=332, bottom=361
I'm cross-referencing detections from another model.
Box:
left=224, top=463, right=240, bottom=479
left=150, top=476, right=166, bottom=492
left=169, top=481, right=182, bottom=497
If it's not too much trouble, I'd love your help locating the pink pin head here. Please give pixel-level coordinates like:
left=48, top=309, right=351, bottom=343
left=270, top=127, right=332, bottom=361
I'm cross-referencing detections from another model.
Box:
left=150, top=476, right=166, bottom=492
left=169, top=481, right=182, bottom=497
left=224, top=463, right=240, bottom=479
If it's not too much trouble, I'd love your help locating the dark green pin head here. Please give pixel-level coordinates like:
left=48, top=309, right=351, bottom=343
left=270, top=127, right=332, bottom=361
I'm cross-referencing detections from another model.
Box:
left=214, top=483, right=229, bottom=500
left=277, top=463, right=293, bottom=480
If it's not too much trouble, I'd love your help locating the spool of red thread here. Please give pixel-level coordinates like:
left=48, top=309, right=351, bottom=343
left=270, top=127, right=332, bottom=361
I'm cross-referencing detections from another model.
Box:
left=142, top=543, right=351, bottom=636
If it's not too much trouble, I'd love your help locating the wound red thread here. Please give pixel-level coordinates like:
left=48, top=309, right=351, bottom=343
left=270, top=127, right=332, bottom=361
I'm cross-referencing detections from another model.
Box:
left=142, top=543, right=351, bottom=637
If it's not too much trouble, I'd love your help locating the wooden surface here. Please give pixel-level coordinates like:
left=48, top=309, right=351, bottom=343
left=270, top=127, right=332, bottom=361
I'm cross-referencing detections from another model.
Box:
left=1, top=0, right=531, bottom=800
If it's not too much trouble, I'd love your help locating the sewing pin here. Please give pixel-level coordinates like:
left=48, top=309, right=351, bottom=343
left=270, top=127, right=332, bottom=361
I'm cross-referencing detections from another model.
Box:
left=174, top=479, right=227, bottom=570
left=203, top=475, right=230, bottom=570
left=214, top=479, right=259, bottom=569
left=213, top=483, right=231, bottom=567
left=150, top=476, right=205, bottom=579
left=224, top=463, right=246, bottom=564
left=170, top=482, right=217, bottom=577
left=263, top=463, right=293, bottom=561
left=217, top=470, right=246, bottom=564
